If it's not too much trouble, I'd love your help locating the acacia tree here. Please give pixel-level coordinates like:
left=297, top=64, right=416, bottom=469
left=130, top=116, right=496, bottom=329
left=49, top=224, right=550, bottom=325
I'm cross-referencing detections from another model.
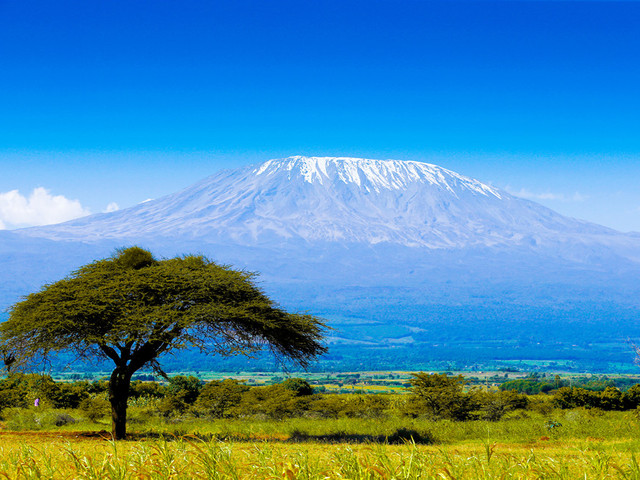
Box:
left=0, top=247, right=327, bottom=439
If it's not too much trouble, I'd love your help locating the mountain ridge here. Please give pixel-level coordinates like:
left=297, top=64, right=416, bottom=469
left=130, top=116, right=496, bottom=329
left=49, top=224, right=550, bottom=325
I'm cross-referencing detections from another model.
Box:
left=4, top=156, right=640, bottom=370
left=16, top=156, right=627, bottom=252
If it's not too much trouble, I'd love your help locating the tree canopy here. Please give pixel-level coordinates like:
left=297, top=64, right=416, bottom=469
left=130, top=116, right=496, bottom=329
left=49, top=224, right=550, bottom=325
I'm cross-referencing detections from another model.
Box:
left=0, top=247, right=327, bottom=438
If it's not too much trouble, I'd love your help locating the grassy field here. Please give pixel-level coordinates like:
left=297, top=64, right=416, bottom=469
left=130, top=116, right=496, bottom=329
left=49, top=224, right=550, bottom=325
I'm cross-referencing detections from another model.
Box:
left=1, top=430, right=640, bottom=478
left=2, top=409, right=640, bottom=478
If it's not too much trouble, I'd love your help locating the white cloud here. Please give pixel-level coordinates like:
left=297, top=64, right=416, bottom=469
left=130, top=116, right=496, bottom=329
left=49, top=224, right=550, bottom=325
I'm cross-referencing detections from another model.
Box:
left=506, top=187, right=588, bottom=203
left=104, top=202, right=120, bottom=213
left=0, top=187, right=90, bottom=229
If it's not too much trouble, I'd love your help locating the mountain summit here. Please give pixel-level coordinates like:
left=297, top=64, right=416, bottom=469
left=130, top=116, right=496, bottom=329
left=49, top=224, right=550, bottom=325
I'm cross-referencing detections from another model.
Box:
left=19, top=156, right=618, bottom=249
left=6, top=156, right=640, bottom=370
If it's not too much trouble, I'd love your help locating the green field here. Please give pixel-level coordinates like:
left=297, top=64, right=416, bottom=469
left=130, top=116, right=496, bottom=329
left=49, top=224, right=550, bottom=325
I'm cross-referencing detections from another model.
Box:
left=2, top=411, right=640, bottom=479
left=3, top=371, right=640, bottom=478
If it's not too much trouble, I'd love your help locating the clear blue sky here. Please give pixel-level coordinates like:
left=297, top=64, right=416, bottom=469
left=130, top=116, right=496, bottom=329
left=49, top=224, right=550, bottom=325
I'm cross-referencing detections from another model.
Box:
left=1, top=1, right=639, bottom=231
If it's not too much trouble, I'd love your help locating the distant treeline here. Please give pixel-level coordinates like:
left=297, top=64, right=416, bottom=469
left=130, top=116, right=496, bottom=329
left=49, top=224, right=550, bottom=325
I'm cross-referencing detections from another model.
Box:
left=3, top=372, right=640, bottom=427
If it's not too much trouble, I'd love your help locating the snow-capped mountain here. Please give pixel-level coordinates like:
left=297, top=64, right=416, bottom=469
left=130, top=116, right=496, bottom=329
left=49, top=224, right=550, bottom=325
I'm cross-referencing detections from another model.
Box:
left=18, top=156, right=629, bottom=252
left=5, top=156, right=640, bottom=370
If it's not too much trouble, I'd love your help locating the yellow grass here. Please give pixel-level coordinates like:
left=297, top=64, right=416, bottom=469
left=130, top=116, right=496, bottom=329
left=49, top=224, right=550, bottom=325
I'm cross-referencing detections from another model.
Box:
left=1, top=432, right=640, bottom=479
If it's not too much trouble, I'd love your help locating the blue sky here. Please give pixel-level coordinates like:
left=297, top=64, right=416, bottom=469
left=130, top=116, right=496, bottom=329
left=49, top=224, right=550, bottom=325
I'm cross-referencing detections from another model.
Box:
left=1, top=1, right=639, bottom=231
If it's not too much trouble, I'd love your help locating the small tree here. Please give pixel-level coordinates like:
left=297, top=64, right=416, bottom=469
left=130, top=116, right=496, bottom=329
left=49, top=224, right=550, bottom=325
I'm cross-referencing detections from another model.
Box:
left=165, top=375, right=203, bottom=405
left=196, top=379, right=249, bottom=418
left=0, top=247, right=326, bottom=439
left=281, top=377, right=314, bottom=396
left=408, top=372, right=474, bottom=420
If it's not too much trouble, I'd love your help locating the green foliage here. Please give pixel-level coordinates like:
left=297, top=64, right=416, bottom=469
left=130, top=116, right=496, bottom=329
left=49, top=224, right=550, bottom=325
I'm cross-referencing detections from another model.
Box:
left=156, top=375, right=204, bottom=416
left=195, top=379, right=249, bottom=418
left=600, top=386, right=623, bottom=411
left=1, top=247, right=327, bottom=371
left=500, top=379, right=556, bottom=394
left=281, top=377, right=314, bottom=396
left=334, top=394, right=390, bottom=419
left=47, top=382, right=90, bottom=409
left=156, top=394, right=190, bottom=417
left=130, top=380, right=164, bottom=399
left=233, top=385, right=309, bottom=419
left=3, top=407, right=77, bottom=430
left=408, top=372, right=475, bottom=420
left=474, top=389, right=529, bottom=421
left=0, top=247, right=327, bottom=438
left=553, top=387, right=600, bottom=409
left=165, top=375, right=203, bottom=405
left=79, top=396, right=110, bottom=422
left=622, top=384, right=640, bottom=409
left=308, top=395, right=345, bottom=419
left=308, top=394, right=390, bottom=419
left=553, top=386, right=625, bottom=410
left=0, top=374, right=30, bottom=411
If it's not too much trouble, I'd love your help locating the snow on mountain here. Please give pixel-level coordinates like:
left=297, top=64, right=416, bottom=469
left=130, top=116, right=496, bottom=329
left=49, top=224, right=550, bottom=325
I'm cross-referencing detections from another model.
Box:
left=5, top=156, right=640, bottom=370
left=17, top=156, right=626, bottom=251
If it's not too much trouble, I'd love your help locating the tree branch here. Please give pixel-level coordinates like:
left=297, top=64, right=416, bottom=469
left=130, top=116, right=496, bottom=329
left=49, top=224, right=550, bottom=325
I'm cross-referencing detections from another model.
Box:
left=99, top=344, right=121, bottom=364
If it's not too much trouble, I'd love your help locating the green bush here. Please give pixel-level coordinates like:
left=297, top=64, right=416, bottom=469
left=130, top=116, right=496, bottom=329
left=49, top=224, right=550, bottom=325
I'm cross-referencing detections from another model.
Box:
left=130, top=381, right=164, bottom=399
left=387, top=427, right=434, bottom=445
left=79, top=396, right=111, bottom=422
left=281, top=378, right=314, bottom=396
left=195, top=379, right=249, bottom=418
left=475, top=390, right=529, bottom=421
left=553, top=387, right=599, bottom=409
left=232, top=385, right=309, bottom=419
left=553, top=386, right=625, bottom=410
left=308, top=395, right=345, bottom=419
left=48, top=382, right=89, bottom=409
left=0, top=374, right=30, bottom=412
left=622, top=384, right=640, bottom=409
left=156, top=395, right=189, bottom=417
left=408, top=373, right=475, bottom=420
left=3, top=408, right=77, bottom=430
left=165, top=375, right=203, bottom=405
left=599, top=386, right=623, bottom=411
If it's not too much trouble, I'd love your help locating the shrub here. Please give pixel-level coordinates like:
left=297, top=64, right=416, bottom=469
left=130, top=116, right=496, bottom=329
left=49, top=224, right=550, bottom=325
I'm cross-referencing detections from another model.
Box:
left=475, top=390, right=529, bottom=421
left=165, top=376, right=203, bottom=405
left=232, top=385, right=308, bottom=419
left=281, top=378, right=314, bottom=396
left=387, top=427, right=434, bottom=445
left=79, top=396, right=111, bottom=422
left=599, top=386, right=623, bottom=411
left=195, top=379, right=249, bottom=418
left=408, top=373, right=475, bottom=420
left=54, top=413, right=76, bottom=427
left=0, top=374, right=30, bottom=412
left=156, top=395, right=188, bottom=417
left=335, top=394, right=390, bottom=419
left=623, top=384, right=640, bottom=409
left=48, top=382, right=89, bottom=409
left=130, top=381, right=164, bottom=399
left=553, top=387, right=600, bottom=409
left=4, top=408, right=77, bottom=430
left=308, top=395, right=345, bottom=419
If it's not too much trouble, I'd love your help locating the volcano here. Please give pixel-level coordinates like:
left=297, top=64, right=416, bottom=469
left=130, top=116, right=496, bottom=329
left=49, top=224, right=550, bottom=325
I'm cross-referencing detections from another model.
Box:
left=4, top=156, right=640, bottom=371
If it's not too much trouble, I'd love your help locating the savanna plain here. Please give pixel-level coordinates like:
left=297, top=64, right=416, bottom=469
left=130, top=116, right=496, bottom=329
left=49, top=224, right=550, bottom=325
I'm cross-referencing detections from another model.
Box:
left=2, top=372, right=640, bottom=479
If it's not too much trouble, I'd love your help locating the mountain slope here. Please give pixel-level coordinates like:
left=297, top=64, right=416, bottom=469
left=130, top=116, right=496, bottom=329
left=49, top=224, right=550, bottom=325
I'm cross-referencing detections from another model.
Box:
left=5, top=156, right=640, bottom=371
left=18, top=156, right=629, bottom=253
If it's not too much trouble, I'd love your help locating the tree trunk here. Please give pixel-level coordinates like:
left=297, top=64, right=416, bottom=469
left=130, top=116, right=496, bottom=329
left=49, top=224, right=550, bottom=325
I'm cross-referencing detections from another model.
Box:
left=109, top=367, right=132, bottom=440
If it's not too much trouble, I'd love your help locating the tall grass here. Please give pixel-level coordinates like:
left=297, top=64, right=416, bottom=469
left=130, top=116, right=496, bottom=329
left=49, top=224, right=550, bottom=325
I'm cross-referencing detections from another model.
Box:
left=2, top=435, right=640, bottom=479
left=2, top=407, right=640, bottom=478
